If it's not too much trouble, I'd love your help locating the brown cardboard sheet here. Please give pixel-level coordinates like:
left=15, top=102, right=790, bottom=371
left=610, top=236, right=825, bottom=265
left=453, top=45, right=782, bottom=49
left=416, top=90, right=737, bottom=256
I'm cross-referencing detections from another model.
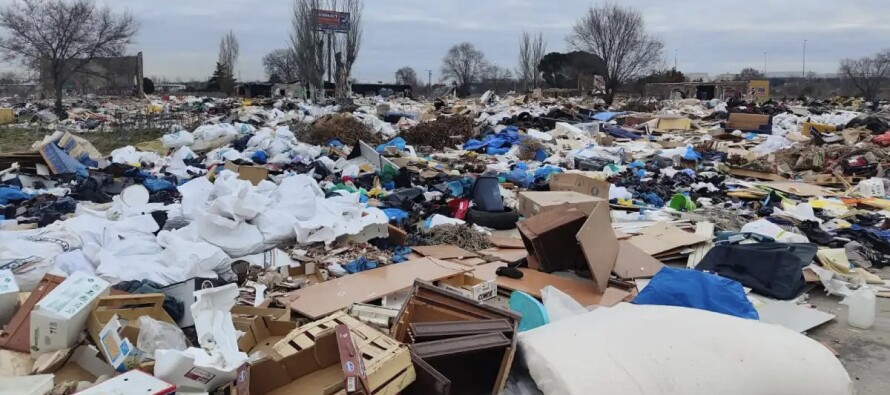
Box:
left=626, top=222, right=710, bottom=257
left=488, top=235, right=525, bottom=249
left=576, top=202, right=619, bottom=293
left=413, top=245, right=478, bottom=260
left=477, top=247, right=528, bottom=263
left=755, top=181, right=839, bottom=197
left=288, top=258, right=470, bottom=319
left=548, top=173, right=611, bottom=200
left=472, top=263, right=630, bottom=307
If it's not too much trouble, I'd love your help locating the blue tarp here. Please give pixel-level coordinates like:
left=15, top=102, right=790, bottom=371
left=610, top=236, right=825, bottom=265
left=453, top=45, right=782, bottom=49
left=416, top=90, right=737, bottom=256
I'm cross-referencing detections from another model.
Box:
left=382, top=208, right=409, bottom=224
left=144, top=178, right=177, bottom=193
left=376, top=137, right=407, bottom=153
left=463, top=127, right=522, bottom=152
left=633, top=267, right=759, bottom=319
left=0, top=187, right=31, bottom=204
left=592, top=111, right=624, bottom=122
left=344, top=257, right=378, bottom=274
left=251, top=150, right=268, bottom=164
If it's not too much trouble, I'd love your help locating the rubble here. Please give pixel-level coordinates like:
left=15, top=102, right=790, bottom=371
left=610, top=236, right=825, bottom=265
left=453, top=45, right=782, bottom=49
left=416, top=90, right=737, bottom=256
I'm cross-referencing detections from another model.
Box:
left=2, top=89, right=889, bottom=395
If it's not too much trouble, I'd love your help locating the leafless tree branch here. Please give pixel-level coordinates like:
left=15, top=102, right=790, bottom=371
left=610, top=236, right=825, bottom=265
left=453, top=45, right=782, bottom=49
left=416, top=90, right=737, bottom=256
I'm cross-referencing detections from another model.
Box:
left=839, top=49, right=890, bottom=102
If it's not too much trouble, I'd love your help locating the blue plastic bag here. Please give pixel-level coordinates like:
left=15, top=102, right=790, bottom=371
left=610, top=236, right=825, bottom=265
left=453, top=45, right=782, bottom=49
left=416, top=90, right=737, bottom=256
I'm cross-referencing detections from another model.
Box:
left=143, top=178, right=176, bottom=193
left=382, top=208, right=409, bottom=224
left=633, top=267, right=759, bottom=319
left=0, top=187, right=31, bottom=204
left=376, top=137, right=406, bottom=153
left=344, top=257, right=378, bottom=274
left=251, top=150, right=268, bottom=164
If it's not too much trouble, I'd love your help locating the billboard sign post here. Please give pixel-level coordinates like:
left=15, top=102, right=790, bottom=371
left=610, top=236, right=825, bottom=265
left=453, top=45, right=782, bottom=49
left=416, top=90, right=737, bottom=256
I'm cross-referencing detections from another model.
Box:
left=314, top=9, right=350, bottom=33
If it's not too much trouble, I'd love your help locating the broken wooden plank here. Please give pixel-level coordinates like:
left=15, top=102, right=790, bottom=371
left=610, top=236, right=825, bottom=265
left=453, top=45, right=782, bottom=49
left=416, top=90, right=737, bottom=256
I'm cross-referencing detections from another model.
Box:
left=686, top=221, right=715, bottom=269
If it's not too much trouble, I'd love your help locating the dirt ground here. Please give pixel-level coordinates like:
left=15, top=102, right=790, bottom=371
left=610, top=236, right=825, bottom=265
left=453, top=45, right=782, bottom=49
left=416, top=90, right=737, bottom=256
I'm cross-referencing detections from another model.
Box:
left=0, top=127, right=166, bottom=154
left=808, top=267, right=890, bottom=395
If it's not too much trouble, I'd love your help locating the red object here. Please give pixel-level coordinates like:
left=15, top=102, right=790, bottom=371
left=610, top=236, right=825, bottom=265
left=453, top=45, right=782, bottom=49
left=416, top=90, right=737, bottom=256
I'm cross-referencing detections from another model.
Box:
left=448, top=198, right=470, bottom=220
left=874, top=132, right=890, bottom=147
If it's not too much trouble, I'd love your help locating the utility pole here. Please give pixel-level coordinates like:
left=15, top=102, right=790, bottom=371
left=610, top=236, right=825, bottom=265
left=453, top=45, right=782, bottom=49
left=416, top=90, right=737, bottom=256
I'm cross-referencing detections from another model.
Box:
left=763, top=52, right=767, bottom=75
left=327, top=32, right=333, bottom=84
left=674, top=49, right=678, bottom=70
left=425, top=69, right=432, bottom=93
left=802, top=39, right=807, bottom=78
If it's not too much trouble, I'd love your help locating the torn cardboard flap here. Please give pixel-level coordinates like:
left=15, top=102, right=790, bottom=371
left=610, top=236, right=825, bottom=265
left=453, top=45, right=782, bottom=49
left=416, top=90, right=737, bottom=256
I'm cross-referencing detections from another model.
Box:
left=626, top=222, right=710, bottom=257
left=576, top=201, right=664, bottom=292
left=518, top=191, right=605, bottom=218
left=224, top=161, right=268, bottom=186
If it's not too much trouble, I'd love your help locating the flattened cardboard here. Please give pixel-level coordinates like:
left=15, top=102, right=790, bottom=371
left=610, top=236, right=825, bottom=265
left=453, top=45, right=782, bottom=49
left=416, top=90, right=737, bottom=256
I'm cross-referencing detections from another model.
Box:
left=224, top=161, right=268, bottom=186
left=726, top=113, right=770, bottom=131
left=517, top=191, right=604, bottom=218
left=756, top=181, right=839, bottom=197
left=626, top=222, right=710, bottom=257
left=488, top=235, right=524, bottom=249
left=477, top=247, right=528, bottom=263
left=576, top=202, right=619, bottom=293
left=412, top=245, right=478, bottom=260
left=613, top=240, right=664, bottom=279
left=473, top=263, right=630, bottom=307
left=548, top=173, right=611, bottom=200
left=288, top=258, right=470, bottom=319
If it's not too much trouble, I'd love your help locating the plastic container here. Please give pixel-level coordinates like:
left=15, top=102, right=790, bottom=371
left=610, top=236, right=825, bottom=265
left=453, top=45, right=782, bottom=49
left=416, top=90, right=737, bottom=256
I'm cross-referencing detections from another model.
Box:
left=857, top=178, right=885, bottom=198
left=841, top=288, right=876, bottom=329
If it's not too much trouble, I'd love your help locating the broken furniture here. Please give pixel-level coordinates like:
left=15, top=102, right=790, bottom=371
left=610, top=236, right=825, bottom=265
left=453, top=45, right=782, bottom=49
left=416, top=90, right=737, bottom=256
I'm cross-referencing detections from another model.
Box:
left=394, top=280, right=520, bottom=395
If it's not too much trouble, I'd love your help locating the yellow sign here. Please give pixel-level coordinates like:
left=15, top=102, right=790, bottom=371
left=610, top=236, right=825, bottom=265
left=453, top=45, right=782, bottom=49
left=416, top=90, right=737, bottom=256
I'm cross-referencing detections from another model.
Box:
left=748, top=80, right=770, bottom=102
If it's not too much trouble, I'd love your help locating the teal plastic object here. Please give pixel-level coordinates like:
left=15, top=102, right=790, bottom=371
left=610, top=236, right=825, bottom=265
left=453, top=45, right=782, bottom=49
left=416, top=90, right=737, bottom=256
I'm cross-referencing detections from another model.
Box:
left=509, top=291, right=550, bottom=332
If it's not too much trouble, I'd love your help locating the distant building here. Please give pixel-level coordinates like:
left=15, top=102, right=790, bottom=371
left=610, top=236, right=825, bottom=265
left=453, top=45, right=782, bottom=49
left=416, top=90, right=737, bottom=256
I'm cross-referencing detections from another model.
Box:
left=0, top=82, right=37, bottom=97
left=155, top=83, right=186, bottom=93
left=39, top=52, right=144, bottom=96
left=645, top=81, right=749, bottom=100
left=684, top=73, right=711, bottom=82
left=236, top=82, right=273, bottom=98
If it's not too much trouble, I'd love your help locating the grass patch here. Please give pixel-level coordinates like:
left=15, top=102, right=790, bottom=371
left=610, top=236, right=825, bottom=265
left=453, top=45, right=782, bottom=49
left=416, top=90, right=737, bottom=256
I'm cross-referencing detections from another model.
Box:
left=0, top=127, right=168, bottom=155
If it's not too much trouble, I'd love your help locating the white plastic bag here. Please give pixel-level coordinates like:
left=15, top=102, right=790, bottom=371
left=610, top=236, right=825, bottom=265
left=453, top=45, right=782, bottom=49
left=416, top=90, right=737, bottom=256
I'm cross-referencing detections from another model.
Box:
left=137, top=316, right=189, bottom=358
left=542, top=286, right=588, bottom=322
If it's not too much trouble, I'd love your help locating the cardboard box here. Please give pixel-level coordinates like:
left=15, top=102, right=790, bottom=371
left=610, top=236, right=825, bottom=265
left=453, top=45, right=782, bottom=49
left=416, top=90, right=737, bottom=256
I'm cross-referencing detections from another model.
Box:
left=548, top=172, right=611, bottom=200
left=250, top=311, right=415, bottom=395
left=0, top=108, right=14, bottom=125
left=94, top=314, right=140, bottom=372
left=440, top=274, right=497, bottom=301
left=725, top=113, right=771, bottom=133
left=0, top=274, right=65, bottom=353
left=0, top=269, right=19, bottom=326
left=517, top=191, right=604, bottom=218
left=224, top=161, right=268, bottom=186
left=76, top=370, right=176, bottom=395
left=518, top=208, right=589, bottom=272
left=801, top=121, right=836, bottom=137
left=30, top=272, right=110, bottom=355
left=232, top=308, right=295, bottom=353
left=87, top=294, right=175, bottom=364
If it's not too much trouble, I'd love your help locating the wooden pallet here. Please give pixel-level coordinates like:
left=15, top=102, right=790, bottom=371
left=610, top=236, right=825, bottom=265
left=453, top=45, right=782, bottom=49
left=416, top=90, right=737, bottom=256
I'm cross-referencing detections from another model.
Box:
left=803, top=173, right=866, bottom=187
left=273, top=311, right=414, bottom=395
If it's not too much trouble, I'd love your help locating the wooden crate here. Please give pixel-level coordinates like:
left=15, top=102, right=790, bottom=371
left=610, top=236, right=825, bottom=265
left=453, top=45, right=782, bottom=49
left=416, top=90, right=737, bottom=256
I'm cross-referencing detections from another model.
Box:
left=273, top=311, right=414, bottom=395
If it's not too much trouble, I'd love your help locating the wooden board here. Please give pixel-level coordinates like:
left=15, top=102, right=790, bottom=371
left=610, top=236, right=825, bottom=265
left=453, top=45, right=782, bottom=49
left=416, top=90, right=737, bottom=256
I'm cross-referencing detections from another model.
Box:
left=288, top=258, right=471, bottom=319
left=686, top=222, right=715, bottom=269
left=472, top=263, right=630, bottom=307
left=728, top=167, right=787, bottom=181
left=755, top=182, right=840, bottom=197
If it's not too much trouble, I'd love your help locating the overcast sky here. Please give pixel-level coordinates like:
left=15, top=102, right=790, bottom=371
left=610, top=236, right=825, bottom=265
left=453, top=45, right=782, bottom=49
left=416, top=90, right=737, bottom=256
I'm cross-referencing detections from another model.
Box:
left=2, top=0, right=889, bottom=82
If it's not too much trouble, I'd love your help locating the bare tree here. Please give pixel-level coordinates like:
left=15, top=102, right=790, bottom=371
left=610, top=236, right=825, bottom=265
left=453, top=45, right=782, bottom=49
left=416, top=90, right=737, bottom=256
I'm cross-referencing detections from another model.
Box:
left=482, top=65, right=513, bottom=94
left=441, top=42, right=488, bottom=97
left=568, top=3, right=663, bottom=105
left=736, top=67, right=765, bottom=81
left=263, top=48, right=299, bottom=83
left=839, top=50, right=890, bottom=102
left=333, top=0, right=362, bottom=99
left=530, top=32, right=546, bottom=89
left=517, top=31, right=546, bottom=92
left=0, top=0, right=137, bottom=113
left=0, top=70, right=22, bottom=84
left=219, top=30, right=239, bottom=76
left=518, top=32, right=532, bottom=91
left=291, top=0, right=363, bottom=101
left=395, top=66, right=419, bottom=90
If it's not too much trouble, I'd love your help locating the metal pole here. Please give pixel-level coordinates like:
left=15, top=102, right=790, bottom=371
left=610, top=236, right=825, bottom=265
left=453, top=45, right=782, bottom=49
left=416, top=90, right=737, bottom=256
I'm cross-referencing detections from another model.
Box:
left=426, top=69, right=432, bottom=92
left=802, top=39, right=807, bottom=78
left=763, top=52, right=767, bottom=75
left=327, top=32, right=333, bottom=84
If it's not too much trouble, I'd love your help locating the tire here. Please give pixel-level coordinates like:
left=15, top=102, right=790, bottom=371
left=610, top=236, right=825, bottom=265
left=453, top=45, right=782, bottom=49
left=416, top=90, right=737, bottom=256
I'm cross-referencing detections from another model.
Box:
left=465, top=207, right=520, bottom=230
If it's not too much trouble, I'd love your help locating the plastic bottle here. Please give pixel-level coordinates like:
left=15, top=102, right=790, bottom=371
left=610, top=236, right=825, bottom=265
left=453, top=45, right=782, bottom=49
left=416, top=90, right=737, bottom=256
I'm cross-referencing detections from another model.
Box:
left=840, top=288, right=876, bottom=329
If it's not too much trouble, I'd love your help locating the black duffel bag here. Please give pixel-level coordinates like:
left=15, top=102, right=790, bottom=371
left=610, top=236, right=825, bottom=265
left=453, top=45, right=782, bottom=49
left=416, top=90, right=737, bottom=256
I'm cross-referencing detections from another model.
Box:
left=695, top=242, right=818, bottom=300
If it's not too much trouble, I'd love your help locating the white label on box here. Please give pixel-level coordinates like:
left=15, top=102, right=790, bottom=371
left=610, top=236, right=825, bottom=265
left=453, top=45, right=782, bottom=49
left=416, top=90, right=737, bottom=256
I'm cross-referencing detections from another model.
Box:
left=36, top=271, right=109, bottom=318
left=0, top=269, right=18, bottom=293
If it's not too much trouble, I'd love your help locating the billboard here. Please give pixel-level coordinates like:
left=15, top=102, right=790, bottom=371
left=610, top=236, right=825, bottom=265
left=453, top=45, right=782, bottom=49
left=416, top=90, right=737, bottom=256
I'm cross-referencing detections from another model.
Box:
left=314, top=9, right=350, bottom=33
left=748, top=80, right=770, bottom=103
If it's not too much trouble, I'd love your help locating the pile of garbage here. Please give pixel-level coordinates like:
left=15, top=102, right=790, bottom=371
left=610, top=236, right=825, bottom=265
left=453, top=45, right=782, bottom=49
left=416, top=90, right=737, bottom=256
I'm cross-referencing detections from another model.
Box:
left=1, top=90, right=888, bottom=395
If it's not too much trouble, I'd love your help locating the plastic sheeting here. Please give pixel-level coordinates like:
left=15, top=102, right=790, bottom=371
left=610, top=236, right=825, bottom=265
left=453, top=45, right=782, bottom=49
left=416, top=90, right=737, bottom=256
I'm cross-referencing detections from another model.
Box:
left=633, top=267, right=759, bottom=319
left=520, top=303, right=853, bottom=395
